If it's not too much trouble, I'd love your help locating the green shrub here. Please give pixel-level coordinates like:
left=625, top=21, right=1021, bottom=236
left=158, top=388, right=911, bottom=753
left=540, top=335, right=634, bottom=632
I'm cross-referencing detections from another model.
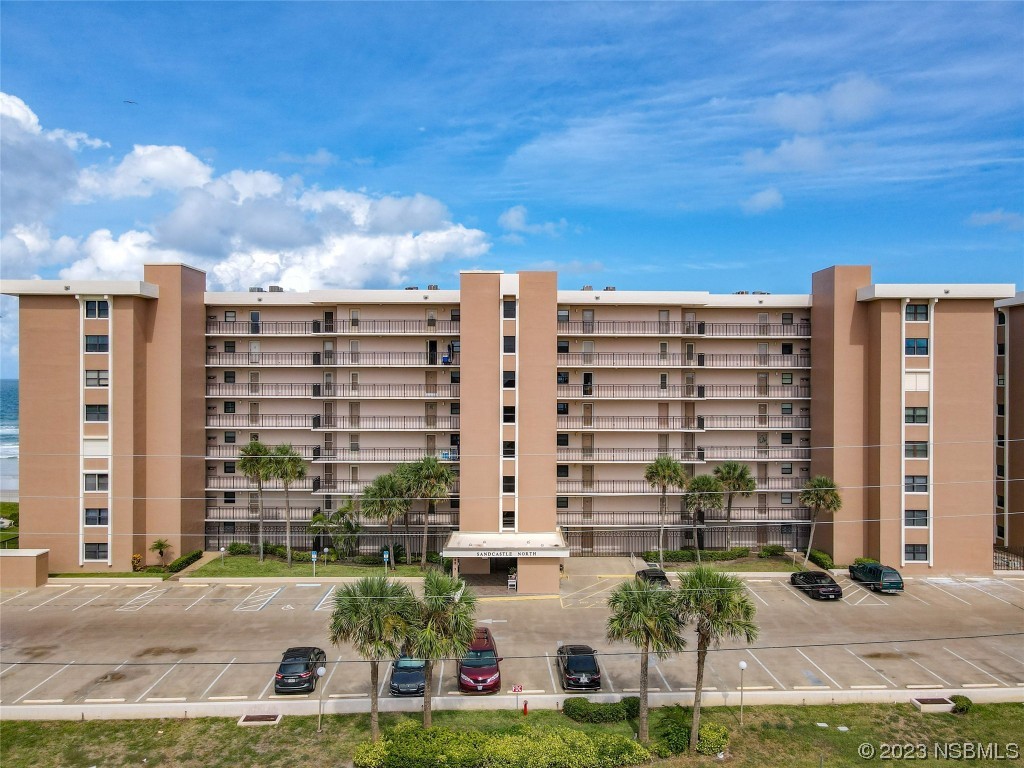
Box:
left=291, top=550, right=312, bottom=562
left=950, top=695, right=973, bottom=714
left=655, top=705, right=692, bottom=753
left=166, top=550, right=203, bottom=573
left=642, top=547, right=751, bottom=563
left=353, top=738, right=390, bottom=768
left=353, top=554, right=384, bottom=566
left=696, top=722, right=729, bottom=756
left=647, top=740, right=673, bottom=759
left=758, top=544, right=785, bottom=558
left=592, top=734, right=650, bottom=768
left=852, top=557, right=879, bottom=565
left=562, top=696, right=639, bottom=724
left=620, top=696, right=640, bottom=719
left=808, top=549, right=834, bottom=570
left=226, top=542, right=251, bottom=555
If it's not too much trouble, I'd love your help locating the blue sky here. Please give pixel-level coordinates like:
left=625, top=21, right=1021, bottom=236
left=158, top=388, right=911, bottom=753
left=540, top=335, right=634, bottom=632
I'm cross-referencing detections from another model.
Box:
left=1, top=2, right=1022, bottom=374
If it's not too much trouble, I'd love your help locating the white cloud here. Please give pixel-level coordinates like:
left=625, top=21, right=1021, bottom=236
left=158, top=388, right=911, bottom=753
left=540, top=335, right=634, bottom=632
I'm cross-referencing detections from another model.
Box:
left=741, top=187, right=784, bottom=214
left=966, top=208, right=1024, bottom=231
left=77, top=144, right=213, bottom=199
left=273, top=148, right=338, bottom=169
left=760, top=75, right=887, bottom=132
left=498, top=205, right=568, bottom=238
left=828, top=74, right=887, bottom=124
left=744, top=136, right=829, bottom=173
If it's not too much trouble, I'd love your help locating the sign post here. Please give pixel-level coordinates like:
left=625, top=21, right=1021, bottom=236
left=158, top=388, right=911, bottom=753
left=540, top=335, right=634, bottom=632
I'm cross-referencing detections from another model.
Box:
left=383, top=548, right=390, bottom=575
left=511, top=683, right=523, bottom=711
left=311, top=549, right=318, bottom=578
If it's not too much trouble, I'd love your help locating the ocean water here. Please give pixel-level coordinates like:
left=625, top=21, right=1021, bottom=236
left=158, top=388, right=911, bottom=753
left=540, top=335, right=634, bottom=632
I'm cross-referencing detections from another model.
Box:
left=0, top=379, right=18, bottom=497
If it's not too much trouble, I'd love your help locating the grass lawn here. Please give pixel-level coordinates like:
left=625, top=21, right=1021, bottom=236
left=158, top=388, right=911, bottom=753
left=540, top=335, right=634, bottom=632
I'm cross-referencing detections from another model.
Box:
left=0, top=703, right=1018, bottom=768
left=1, top=526, right=18, bottom=547
left=191, top=554, right=428, bottom=578
left=0, top=500, right=19, bottom=519
left=664, top=556, right=799, bottom=573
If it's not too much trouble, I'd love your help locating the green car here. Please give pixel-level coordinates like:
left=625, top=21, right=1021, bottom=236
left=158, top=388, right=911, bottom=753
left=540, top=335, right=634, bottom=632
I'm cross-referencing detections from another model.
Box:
left=849, top=562, right=904, bottom=593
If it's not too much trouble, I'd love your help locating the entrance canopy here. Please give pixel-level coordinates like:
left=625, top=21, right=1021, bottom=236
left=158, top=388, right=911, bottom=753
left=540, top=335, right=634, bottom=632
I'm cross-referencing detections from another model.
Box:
left=442, top=530, right=570, bottom=559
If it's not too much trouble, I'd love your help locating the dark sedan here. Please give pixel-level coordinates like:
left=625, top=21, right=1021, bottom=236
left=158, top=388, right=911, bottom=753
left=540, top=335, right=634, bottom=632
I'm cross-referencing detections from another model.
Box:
left=389, top=654, right=426, bottom=696
left=636, top=568, right=671, bottom=588
left=556, top=644, right=602, bottom=690
left=274, top=646, right=327, bottom=694
left=790, top=571, right=843, bottom=600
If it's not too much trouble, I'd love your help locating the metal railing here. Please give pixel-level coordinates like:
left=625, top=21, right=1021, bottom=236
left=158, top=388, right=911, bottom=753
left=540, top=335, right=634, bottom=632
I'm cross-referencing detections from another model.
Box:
left=555, top=477, right=806, bottom=493
left=556, top=508, right=812, bottom=526
left=206, top=414, right=460, bottom=430
left=557, top=353, right=810, bottom=368
left=701, top=415, right=810, bottom=429
left=204, top=475, right=322, bottom=491
left=554, top=384, right=810, bottom=400
left=556, top=448, right=703, bottom=463
left=206, top=383, right=461, bottom=399
left=557, top=321, right=810, bottom=337
left=556, top=416, right=704, bottom=430
left=206, top=352, right=461, bottom=367
left=207, top=319, right=461, bottom=335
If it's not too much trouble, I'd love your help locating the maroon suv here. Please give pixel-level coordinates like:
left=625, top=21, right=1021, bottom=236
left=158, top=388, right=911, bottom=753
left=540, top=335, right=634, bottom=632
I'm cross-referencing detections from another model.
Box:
left=458, top=627, right=502, bottom=693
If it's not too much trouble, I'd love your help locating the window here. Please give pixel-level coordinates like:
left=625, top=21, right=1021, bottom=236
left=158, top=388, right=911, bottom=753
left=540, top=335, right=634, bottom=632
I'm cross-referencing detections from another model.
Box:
left=84, top=473, right=109, bottom=491
left=503, top=406, right=516, bottom=423
left=905, top=441, right=928, bottom=458
left=224, top=492, right=236, bottom=504
left=557, top=309, right=569, bottom=323
left=781, top=433, right=793, bottom=445
left=905, top=544, right=928, bottom=561
left=224, top=370, right=236, bottom=384
left=997, top=464, right=1005, bottom=478
left=905, top=509, right=928, bottom=527
left=85, top=404, right=109, bottom=422
left=85, top=370, right=109, bottom=387
left=781, top=463, right=793, bottom=475
left=503, top=336, right=516, bottom=353
left=449, top=495, right=460, bottom=509
left=782, top=313, right=793, bottom=325
left=997, top=434, right=1005, bottom=447
left=780, top=402, right=793, bottom=415
left=781, top=343, right=793, bottom=355
left=85, top=300, right=109, bottom=318
left=84, top=543, right=108, bottom=560
left=659, top=373, right=668, bottom=390
left=905, top=338, right=929, bottom=356
left=557, top=340, right=569, bottom=354
left=905, top=372, right=930, bottom=391
left=450, top=433, right=460, bottom=447
left=224, top=311, right=236, bottom=322
left=350, top=434, right=360, bottom=451
left=997, top=311, right=1006, bottom=326
left=450, top=402, right=460, bottom=415
left=225, top=431, right=236, bottom=444
left=224, top=462, right=236, bottom=474
left=781, top=373, right=793, bottom=385
left=557, top=465, right=569, bottom=478
left=556, top=402, right=569, bottom=415
left=997, top=403, right=1004, bottom=416
left=503, top=371, right=516, bottom=388
left=224, top=401, right=236, bottom=414
left=905, top=304, right=928, bottom=322
left=905, top=407, right=928, bottom=424
left=503, top=441, right=515, bottom=457
left=85, top=335, right=109, bottom=352
left=85, top=508, right=108, bottom=525
left=224, top=341, right=235, bottom=353
left=780, top=493, right=793, bottom=505
left=997, top=342, right=1005, bottom=356
left=556, top=433, right=569, bottom=447
left=450, top=308, right=460, bottom=323
left=556, top=496, right=569, bottom=509
left=997, top=495, right=1005, bottom=508
left=503, top=299, right=516, bottom=319
left=502, top=476, right=515, bottom=493
left=905, top=475, right=928, bottom=493
left=557, top=372, right=569, bottom=385
left=450, top=370, right=461, bottom=384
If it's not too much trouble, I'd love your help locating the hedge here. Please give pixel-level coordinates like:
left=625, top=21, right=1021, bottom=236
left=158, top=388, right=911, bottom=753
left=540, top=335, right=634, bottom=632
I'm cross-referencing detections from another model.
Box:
left=950, top=695, right=973, bottom=714
left=227, top=542, right=252, bottom=556
left=696, top=722, right=729, bottom=755
left=655, top=704, right=691, bottom=753
left=641, top=547, right=750, bottom=563
left=808, top=549, right=834, bottom=570
left=167, top=550, right=203, bottom=573
left=758, top=544, right=786, bottom=558
left=562, top=696, right=640, bottom=723
left=852, top=557, right=879, bottom=566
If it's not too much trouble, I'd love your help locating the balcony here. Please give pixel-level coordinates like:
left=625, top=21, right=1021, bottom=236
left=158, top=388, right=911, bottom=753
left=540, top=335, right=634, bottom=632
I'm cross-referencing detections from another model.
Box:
left=206, top=352, right=461, bottom=367
left=701, top=446, right=811, bottom=461
left=207, top=414, right=460, bottom=430
left=555, top=384, right=810, bottom=400
left=557, top=321, right=810, bottom=337
left=205, top=475, right=321, bottom=491
left=207, top=319, right=461, bottom=336
left=205, top=505, right=322, bottom=521
left=206, top=383, right=461, bottom=399
left=207, top=443, right=321, bottom=460
left=557, top=353, right=810, bottom=368
left=556, top=477, right=805, bottom=494
left=556, top=507, right=812, bottom=527
left=314, top=448, right=459, bottom=463
left=557, top=448, right=703, bottom=463
left=556, top=416, right=704, bottom=431
left=315, top=479, right=461, bottom=495
left=701, top=415, right=809, bottom=430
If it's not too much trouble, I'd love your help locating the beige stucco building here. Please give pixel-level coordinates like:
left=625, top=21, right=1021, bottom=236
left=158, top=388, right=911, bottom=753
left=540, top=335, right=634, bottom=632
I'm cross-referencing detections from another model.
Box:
left=2, top=264, right=1015, bottom=592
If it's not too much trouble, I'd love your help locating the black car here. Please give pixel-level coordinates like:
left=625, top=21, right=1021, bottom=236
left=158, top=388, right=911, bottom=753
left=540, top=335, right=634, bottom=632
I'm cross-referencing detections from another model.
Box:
left=556, top=644, right=602, bottom=690
left=274, top=646, right=327, bottom=694
left=790, top=571, right=843, bottom=600
left=389, top=654, right=426, bottom=696
left=636, top=568, right=671, bottom=588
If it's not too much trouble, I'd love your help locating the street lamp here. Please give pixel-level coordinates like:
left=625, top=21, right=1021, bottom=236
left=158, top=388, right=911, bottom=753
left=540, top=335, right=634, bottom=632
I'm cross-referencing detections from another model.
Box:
left=316, top=665, right=328, bottom=732
left=738, top=660, right=747, bottom=727
left=219, top=546, right=225, bottom=565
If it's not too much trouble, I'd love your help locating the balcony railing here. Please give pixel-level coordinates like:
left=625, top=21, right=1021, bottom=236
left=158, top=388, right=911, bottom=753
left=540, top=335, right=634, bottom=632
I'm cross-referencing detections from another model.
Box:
left=557, top=353, right=810, bottom=368
left=207, top=319, right=461, bottom=336
left=314, top=448, right=460, bottom=462
left=556, top=477, right=805, bottom=493
left=558, top=321, right=810, bottom=337
left=207, top=352, right=461, bottom=367
left=555, top=384, right=810, bottom=400
left=208, top=413, right=319, bottom=428
left=315, top=479, right=461, bottom=495
left=701, top=415, right=809, bottom=430
left=557, top=448, right=704, bottom=463
left=205, top=506, right=322, bottom=521
left=205, top=476, right=321, bottom=491
left=701, top=446, right=811, bottom=461
left=207, top=443, right=321, bottom=460
left=556, top=507, right=812, bottom=526
left=207, top=414, right=460, bottom=430
left=206, top=383, right=460, bottom=399
left=556, top=416, right=703, bottom=431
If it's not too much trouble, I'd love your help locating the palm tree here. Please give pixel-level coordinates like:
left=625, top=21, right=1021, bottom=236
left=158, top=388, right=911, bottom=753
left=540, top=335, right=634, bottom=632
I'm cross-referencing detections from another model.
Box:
left=798, top=475, right=843, bottom=567
left=149, top=538, right=171, bottom=567
left=643, top=455, right=687, bottom=568
left=238, top=440, right=273, bottom=562
left=676, top=566, right=758, bottom=753
left=606, top=577, right=687, bottom=744
left=405, top=570, right=477, bottom=728
left=685, top=474, right=724, bottom=563
left=329, top=576, right=416, bottom=742
left=271, top=443, right=306, bottom=567
left=400, top=457, right=456, bottom=568
left=309, top=499, right=360, bottom=557
left=713, top=462, right=756, bottom=549
left=361, top=473, right=409, bottom=571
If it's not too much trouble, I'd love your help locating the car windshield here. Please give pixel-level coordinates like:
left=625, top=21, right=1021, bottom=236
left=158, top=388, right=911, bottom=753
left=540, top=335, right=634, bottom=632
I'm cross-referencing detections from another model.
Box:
left=809, top=573, right=832, bottom=583
left=395, top=657, right=425, bottom=670
left=881, top=570, right=900, bottom=580
left=462, top=650, right=497, bottom=668
left=566, top=655, right=598, bottom=673
left=278, top=661, right=309, bottom=674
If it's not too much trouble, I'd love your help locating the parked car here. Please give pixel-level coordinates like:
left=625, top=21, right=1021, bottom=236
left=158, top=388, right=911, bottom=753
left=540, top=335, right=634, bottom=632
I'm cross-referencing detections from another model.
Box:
left=0, top=517, right=13, bottom=530
left=636, top=568, right=671, bottom=588
left=274, top=646, right=327, bottom=694
left=790, top=570, right=843, bottom=600
left=389, top=654, right=426, bottom=696
left=849, top=562, right=904, bottom=593
left=458, top=627, right=502, bottom=693
left=555, top=644, right=602, bottom=690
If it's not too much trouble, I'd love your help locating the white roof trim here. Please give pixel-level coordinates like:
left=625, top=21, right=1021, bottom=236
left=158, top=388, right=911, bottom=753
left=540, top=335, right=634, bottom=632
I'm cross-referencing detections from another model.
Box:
left=995, top=291, right=1024, bottom=308
left=1, top=279, right=159, bottom=299
left=442, top=530, right=569, bottom=558
left=857, top=284, right=1015, bottom=301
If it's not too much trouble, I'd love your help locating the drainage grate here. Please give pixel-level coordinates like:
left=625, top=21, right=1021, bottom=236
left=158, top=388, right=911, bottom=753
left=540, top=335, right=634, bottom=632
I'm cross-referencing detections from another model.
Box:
left=238, top=714, right=282, bottom=727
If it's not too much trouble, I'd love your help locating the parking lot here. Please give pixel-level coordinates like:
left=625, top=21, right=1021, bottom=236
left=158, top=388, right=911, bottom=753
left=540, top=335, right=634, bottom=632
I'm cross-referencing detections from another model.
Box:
left=1, top=566, right=1022, bottom=710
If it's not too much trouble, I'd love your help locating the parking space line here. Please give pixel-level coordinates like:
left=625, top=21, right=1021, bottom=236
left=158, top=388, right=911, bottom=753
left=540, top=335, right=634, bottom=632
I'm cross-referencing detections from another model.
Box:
left=234, top=586, right=282, bottom=612
left=995, top=649, right=1024, bottom=667
left=902, top=590, right=930, bottom=605
left=136, top=661, right=181, bottom=702
left=1, top=663, right=20, bottom=678
left=893, top=645, right=950, bottom=686
left=117, top=587, right=169, bottom=612
left=744, top=584, right=770, bottom=607
left=28, top=586, right=78, bottom=611
left=545, top=652, right=557, bottom=692
left=846, top=649, right=895, bottom=687
left=651, top=657, right=671, bottom=691
left=0, top=591, right=29, bottom=606
left=259, top=675, right=276, bottom=699
left=200, top=658, right=236, bottom=699
left=378, top=665, right=389, bottom=697
left=185, top=588, right=214, bottom=611
left=747, top=649, right=786, bottom=690
left=72, top=592, right=108, bottom=612
left=994, top=579, right=1024, bottom=593
left=944, top=648, right=1009, bottom=686
left=314, top=587, right=336, bottom=611
left=324, top=659, right=341, bottom=694
left=922, top=581, right=971, bottom=605
left=958, top=580, right=1020, bottom=608
left=795, top=648, right=841, bottom=688
left=14, top=662, right=74, bottom=703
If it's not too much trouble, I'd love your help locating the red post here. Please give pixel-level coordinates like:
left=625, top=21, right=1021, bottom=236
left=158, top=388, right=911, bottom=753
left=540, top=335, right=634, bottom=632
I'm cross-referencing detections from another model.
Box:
left=523, top=700, right=528, bottom=716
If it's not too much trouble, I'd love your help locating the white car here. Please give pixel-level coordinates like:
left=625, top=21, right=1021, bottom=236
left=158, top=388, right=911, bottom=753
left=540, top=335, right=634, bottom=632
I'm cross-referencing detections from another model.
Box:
left=0, top=518, right=14, bottom=529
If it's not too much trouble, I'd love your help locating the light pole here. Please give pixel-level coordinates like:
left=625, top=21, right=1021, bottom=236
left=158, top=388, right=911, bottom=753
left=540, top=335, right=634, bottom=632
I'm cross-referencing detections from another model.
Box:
left=316, top=665, right=327, bottom=732
left=219, top=546, right=225, bottom=565
left=323, top=547, right=330, bottom=569
left=738, top=660, right=747, bottom=727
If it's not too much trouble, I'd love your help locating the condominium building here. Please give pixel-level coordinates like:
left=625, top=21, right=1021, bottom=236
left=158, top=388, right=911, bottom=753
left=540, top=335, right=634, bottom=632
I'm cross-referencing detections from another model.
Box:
left=996, top=292, right=1024, bottom=554
left=2, top=264, right=1014, bottom=592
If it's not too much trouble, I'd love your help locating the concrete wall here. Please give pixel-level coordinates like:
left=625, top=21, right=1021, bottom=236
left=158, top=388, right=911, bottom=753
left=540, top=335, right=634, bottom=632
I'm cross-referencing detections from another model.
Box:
left=0, top=550, right=49, bottom=589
